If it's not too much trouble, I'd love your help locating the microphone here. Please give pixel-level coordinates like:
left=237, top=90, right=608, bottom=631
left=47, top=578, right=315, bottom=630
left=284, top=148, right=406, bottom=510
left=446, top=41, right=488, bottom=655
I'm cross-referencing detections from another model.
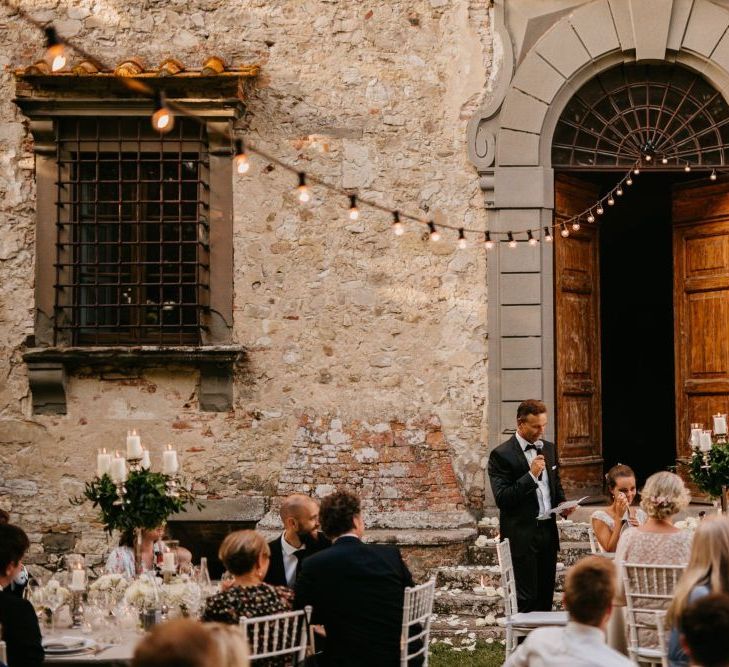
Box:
left=534, top=441, right=544, bottom=481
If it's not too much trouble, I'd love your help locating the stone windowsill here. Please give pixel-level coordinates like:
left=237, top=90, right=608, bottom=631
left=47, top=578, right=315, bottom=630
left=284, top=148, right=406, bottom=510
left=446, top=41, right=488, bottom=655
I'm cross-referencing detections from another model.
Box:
left=23, top=346, right=246, bottom=414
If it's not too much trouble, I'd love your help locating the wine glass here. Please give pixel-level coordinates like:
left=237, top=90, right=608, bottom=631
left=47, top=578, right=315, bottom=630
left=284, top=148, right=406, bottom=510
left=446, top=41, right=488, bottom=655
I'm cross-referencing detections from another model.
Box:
left=25, top=580, right=46, bottom=624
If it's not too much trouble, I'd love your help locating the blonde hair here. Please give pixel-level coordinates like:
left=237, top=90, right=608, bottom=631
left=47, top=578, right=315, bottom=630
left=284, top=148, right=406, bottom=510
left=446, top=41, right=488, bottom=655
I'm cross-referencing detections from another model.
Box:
left=132, top=619, right=221, bottom=667
left=218, top=530, right=270, bottom=576
left=639, top=471, right=690, bottom=520
left=206, top=623, right=249, bottom=667
left=667, top=517, right=729, bottom=625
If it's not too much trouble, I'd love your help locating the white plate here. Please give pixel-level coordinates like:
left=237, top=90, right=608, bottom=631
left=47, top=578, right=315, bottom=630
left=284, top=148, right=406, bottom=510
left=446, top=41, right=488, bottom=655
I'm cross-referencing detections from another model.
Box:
left=43, top=636, right=97, bottom=654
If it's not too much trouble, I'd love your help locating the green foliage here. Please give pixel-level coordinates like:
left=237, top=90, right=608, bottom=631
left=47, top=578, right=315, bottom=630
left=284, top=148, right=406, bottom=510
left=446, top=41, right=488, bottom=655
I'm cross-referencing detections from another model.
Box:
left=72, top=469, right=203, bottom=535
left=689, top=444, right=729, bottom=498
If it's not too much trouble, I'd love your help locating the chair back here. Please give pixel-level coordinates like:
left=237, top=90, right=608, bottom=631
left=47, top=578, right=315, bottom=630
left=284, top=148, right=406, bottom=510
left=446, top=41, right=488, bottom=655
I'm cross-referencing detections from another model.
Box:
left=622, top=563, right=684, bottom=663
left=400, top=578, right=436, bottom=666
left=496, top=538, right=518, bottom=617
left=588, top=523, right=601, bottom=554
left=239, top=606, right=311, bottom=663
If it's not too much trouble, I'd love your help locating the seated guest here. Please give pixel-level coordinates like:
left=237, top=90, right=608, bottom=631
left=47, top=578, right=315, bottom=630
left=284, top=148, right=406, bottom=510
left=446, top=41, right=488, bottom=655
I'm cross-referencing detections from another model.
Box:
left=667, top=516, right=729, bottom=666
left=0, top=523, right=43, bottom=667
left=265, top=493, right=330, bottom=588
left=133, top=618, right=248, bottom=667
left=591, top=464, right=647, bottom=553
left=294, top=489, right=418, bottom=667
left=0, top=511, right=27, bottom=599
left=610, top=471, right=693, bottom=654
left=680, top=594, right=729, bottom=667
left=106, top=525, right=192, bottom=577
left=505, top=556, right=633, bottom=666
left=201, top=530, right=292, bottom=624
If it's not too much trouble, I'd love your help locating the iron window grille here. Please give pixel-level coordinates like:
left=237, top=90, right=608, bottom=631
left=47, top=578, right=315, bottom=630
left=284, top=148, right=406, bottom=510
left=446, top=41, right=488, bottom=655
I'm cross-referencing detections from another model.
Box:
left=53, top=117, right=210, bottom=345
left=552, top=63, right=729, bottom=169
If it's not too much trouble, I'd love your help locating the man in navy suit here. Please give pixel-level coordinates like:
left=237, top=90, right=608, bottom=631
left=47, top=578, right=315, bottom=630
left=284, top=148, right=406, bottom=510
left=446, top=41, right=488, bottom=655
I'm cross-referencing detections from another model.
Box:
left=488, top=399, right=574, bottom=612
left=294, top=489, right=418, bottom=667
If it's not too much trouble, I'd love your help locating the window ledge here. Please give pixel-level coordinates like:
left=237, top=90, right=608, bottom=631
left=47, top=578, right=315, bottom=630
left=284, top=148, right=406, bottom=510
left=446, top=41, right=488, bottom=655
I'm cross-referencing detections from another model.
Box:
left=23, top=345, right=246, bottom=415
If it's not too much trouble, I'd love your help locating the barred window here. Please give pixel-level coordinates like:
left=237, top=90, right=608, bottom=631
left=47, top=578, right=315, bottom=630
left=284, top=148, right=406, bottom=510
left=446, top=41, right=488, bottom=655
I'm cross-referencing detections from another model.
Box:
left=53, top=117, right=210, bottom=345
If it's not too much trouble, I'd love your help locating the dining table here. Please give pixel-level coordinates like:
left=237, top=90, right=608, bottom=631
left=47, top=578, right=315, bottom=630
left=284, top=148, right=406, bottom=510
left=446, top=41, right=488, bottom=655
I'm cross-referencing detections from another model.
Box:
left=42, top=628, right=138, bottom=665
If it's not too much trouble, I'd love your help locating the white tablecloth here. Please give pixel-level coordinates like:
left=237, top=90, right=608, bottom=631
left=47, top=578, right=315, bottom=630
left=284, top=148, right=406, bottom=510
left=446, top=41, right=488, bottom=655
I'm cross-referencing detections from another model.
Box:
left=43, top=629, right=137, bottom=665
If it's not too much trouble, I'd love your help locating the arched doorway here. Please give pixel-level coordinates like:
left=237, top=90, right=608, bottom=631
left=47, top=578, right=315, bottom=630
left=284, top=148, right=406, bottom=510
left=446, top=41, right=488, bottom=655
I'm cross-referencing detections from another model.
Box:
left=553, top=62, right=729, bottom=489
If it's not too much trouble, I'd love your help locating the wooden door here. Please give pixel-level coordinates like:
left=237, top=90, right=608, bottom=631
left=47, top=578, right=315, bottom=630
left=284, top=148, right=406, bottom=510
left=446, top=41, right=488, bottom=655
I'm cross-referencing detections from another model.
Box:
left=673, top=180, right=729, bottom=467
left=554, top=174, right=603, bottom=495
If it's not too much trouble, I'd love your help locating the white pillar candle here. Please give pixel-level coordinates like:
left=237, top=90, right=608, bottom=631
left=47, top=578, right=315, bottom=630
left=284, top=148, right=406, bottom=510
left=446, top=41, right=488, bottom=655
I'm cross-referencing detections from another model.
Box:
left=97, top=449, right=112, bottom=477
left=70, top=568, right=86, bottom=591
left=162, top=446, right=178, bottom=475
left=141, top=449, right=151, bottom=470
left=691, top=428, right=703, bottom=449
left=162, top=551, right=176, bottom=572
left=700, top=430, right=714, bottom=452
left=110, top=454, right=127, bottom=483
left=714, top=414, right=728, bottom=435
left=126, top=430, right=143, bottom=459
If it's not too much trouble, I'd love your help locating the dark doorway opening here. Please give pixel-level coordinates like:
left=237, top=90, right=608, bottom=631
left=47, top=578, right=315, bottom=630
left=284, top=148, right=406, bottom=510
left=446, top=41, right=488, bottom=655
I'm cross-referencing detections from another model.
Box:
left=595, top=173, right=678, bottom=485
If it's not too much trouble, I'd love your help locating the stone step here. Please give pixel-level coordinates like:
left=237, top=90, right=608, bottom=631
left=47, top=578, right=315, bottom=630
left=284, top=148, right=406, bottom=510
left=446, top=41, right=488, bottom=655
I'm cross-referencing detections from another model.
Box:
left=467, top=542, right=591, bottom=567
left=434, top=589, right=565, bottom=617
left=477, top=520, right=592, bottom=542
left=435, top=564, right=566, bottom=591
left=430, top=614, right=505, bottom=642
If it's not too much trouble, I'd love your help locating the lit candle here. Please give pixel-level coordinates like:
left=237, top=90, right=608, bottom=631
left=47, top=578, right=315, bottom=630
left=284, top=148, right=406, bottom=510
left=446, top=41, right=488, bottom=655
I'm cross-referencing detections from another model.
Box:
left=691, top=426, right=703, bottom=449
left=714, top=414, right=728, bottom=435
left=126, top=429, right=143, bottom=459
left=141, top=449, right=151, bottom=470
left=110, top=453, right=127, bottom=483
left=162, top=445, right=178, bottom=475
left=70, top=567, right=86, bottom=591
left=162, top=550, right=176, bottom=572
left=97, top=448, right=112, bottom=477
left=700, top=430, right=713, bottom=452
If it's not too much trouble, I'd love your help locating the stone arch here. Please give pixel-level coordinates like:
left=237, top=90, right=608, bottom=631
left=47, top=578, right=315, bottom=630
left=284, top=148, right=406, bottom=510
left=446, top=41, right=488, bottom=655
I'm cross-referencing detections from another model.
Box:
left=473, top=0, right=729, bottom=502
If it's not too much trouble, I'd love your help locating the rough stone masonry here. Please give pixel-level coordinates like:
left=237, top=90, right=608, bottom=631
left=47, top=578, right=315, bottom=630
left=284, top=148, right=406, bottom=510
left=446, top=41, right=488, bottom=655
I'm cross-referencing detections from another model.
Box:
left=0, top=0, right=494, bottom=566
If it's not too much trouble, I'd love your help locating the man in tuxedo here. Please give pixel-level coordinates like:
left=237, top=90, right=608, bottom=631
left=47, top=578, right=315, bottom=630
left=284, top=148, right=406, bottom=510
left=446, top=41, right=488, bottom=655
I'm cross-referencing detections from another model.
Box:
left=264, top=493, right=330, bottom=588
left=0, top=523, right=44, bottom=667
left=488, top=399, right=574, bottom=613
left=294, top=489, right=419, bottom=667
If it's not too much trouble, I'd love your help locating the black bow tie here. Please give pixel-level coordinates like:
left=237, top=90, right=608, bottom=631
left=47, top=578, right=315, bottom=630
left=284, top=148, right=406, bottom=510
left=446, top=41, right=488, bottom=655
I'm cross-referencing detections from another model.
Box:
left=524, top=443, right=539, bottom=452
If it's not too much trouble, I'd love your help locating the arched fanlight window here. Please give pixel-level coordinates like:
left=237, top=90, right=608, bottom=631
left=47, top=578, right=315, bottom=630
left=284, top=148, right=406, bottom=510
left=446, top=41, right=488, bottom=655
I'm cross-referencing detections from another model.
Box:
left=552, top=63, right=729, bottom=168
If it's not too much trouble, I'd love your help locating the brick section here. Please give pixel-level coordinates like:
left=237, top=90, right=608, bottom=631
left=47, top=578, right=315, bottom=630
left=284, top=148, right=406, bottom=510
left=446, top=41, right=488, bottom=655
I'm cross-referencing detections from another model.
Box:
left=275, top=414, right=467, bottom=514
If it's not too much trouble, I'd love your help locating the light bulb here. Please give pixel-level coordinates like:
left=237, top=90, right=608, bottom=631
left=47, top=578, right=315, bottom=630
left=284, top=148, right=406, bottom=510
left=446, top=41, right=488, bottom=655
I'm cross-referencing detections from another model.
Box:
left=507, top=232, right=517, bottom=249
left=607, top=196, right=615, bottom=206
left=561, top=228, right=570, bottom=238
left=685, top=163, right=691, bottom=173
left=484, top=231, right=494, bottom=250
left=458, top=229, right=467, bottom=250
left=151, top=92, right=174, bottom=133
left=633, top=167, right=640, bottom=175
left=596, top=205, right=604, bottom=215
left=297, top=172, right=310, bottom=203
left=234, top=139, right=250, bottom=174
left=572, top=221, right=580, bottom=231
left=428, top=222, right=440, bottom=242
left=711, top=170, right=718, bottom=181
left=626, top=177, right=633, bottom=186
left=392, top=211, right=404, bottom=236
left=348, top=195, right=359, bottom=221
left=587, top=213, right=595, bottom=223
left=527, top=230, right=537, bottom=246
left=44, top=27, right=66, bottom=71
left=543, top=227, right=553, bottom=243
left=661, top=156, right=669, bottom=165
left=616, top=187, right=623, bottom=196
left=645, top=154, right=652, bottom=162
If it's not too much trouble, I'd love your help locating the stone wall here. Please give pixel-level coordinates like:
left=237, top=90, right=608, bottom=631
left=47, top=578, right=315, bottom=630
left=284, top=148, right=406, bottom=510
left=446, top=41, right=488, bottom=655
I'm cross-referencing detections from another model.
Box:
left=0, top=0, right=493, bottom=565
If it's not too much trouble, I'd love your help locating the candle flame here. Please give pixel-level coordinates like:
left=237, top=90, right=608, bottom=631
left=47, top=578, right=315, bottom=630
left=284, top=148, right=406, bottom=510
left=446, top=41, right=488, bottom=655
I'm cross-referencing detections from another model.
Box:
left=166, top=444, right=172, bottom=450
left=102, top=447, right=106, bottom=454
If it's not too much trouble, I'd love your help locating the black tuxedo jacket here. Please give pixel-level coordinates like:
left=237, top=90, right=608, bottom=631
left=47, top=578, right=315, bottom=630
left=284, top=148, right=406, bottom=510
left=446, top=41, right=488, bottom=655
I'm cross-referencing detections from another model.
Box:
left=264, top=531, right=331, bottom=588
left=294, top=536, right=416, bottom=667
left=487, top=435, right=567, bottom=557
left=0, top=588, right=44, bottom=667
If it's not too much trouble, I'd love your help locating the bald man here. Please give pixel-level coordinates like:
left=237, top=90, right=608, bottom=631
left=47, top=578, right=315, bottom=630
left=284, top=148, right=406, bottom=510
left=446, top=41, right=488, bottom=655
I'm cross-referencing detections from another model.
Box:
left=264, top=494, right=331, bottom=588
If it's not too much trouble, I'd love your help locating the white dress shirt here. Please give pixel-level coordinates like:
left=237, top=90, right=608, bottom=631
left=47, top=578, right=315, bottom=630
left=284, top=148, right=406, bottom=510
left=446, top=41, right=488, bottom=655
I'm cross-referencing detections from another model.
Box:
left=516, top=432, right=552, bottom=517
left=280, top=533, right=305, bottom=587
left=504, top=621, right=635, bottom=667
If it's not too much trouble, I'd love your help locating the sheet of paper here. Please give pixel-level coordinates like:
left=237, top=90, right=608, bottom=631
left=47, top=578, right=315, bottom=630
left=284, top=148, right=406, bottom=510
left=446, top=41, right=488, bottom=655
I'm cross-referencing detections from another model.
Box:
left=538, top=496, right=590, bottom=519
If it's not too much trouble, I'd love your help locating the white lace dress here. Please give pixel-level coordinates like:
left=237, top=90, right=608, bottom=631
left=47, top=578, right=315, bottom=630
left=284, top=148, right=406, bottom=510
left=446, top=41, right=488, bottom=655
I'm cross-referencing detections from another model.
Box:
left=590, top=509, right=648, bottom=552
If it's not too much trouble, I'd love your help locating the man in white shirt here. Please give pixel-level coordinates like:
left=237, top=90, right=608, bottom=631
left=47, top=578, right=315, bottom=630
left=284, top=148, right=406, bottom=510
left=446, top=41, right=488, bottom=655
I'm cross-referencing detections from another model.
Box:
left=505, top=556, right=634, bottom=667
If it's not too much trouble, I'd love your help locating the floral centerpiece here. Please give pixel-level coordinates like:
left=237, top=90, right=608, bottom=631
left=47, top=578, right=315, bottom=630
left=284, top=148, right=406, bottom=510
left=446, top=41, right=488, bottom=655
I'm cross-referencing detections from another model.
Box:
left=124, top=574, right=202, bottom=617
left=688, top=416, right=729, bottom=509
left=89, top=573, right=130, bottom=603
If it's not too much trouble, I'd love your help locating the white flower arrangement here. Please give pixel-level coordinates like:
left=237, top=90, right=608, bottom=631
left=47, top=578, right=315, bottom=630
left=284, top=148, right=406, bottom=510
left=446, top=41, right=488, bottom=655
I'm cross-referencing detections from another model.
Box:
left=675, top=516, right=701, bottom=531
left=161, top=575, right=202, bottom=615
left=124, top=577, right=162, bottom=609
left=89, top=573, right=129, bottom=601
left=42, top=578, right=72, bottom=604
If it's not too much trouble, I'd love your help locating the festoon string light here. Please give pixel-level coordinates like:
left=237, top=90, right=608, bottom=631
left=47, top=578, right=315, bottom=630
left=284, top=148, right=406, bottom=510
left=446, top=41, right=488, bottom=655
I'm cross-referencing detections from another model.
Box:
left=5, top=0, right=725, bottom=251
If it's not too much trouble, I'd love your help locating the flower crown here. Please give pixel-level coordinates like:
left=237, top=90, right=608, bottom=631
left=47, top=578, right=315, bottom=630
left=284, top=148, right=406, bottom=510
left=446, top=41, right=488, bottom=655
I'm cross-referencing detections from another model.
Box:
left=648, top=495, right=673, bottom=508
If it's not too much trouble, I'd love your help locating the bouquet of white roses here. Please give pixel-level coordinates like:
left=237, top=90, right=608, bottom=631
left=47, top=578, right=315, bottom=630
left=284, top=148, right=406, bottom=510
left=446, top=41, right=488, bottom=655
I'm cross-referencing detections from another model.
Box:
left=90, top=573, right=130, bottom=602
left=42, top=578, right=72, bottom=605
left=124, top=576, right=163, bottom=609
left=161, top=575, right=202, bottom=617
